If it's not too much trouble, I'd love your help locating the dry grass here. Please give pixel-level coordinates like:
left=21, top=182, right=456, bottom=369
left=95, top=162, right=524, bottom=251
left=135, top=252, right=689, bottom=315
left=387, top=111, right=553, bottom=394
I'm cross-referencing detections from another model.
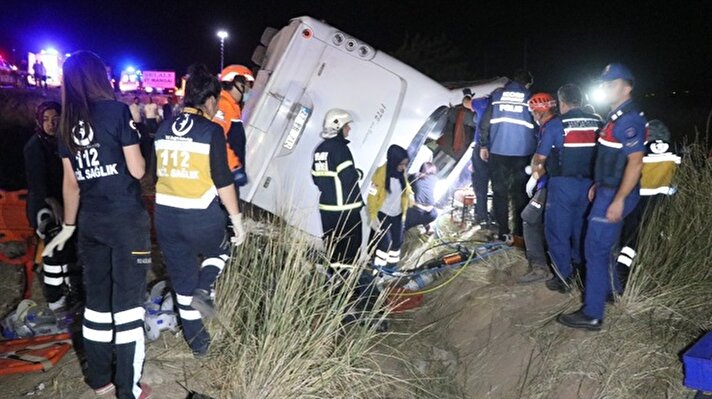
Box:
left=204, top=217, right=433, bottom=399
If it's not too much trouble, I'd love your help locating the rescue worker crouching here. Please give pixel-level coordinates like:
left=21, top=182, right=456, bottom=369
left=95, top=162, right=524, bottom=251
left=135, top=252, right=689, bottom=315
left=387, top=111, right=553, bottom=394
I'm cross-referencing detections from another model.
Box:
left=154, top=64, right=246, bottom=358
left=558, top=63, right=646, bottom=331
left=517, top=93, right=558, bottom=284
left=541, top=84, right=603, bottom=293
left=311, top=108, right=364, bottom=265
left=213, top=64, right=253, bottom=189
left=24, top=101, right=82, bottom=311
left=405, top=162, right=439, bottom=234
left=368, top=145, right=413, bottom=271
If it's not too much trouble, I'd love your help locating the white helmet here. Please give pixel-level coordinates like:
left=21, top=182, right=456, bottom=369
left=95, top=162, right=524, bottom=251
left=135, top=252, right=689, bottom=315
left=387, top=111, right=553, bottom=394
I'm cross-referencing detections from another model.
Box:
left=322, top=108, right=353, bottom=139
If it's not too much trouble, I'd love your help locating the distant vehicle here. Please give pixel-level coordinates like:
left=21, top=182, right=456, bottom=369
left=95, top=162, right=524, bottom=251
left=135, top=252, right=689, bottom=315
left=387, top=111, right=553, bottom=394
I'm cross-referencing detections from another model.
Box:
left=0, top=58, right=22, bottom=87
left=242, top=16, right=507, bottom=239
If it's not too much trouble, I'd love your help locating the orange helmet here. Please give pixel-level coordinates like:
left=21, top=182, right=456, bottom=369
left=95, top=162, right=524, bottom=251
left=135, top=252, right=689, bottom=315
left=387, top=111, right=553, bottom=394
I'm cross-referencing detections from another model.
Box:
left=527, top=93, right=556, bottom=112
left=220, top=64, right=254, bottom=82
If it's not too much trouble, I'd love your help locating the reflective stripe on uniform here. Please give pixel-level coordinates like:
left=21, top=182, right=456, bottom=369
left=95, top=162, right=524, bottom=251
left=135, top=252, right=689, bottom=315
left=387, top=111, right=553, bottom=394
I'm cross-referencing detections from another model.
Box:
left=156, top=188, right=218, bottom=209
left=175, top=294, right=193, bottom=306
left=202, top=257, right=226, bottom=271
left=178, top=308, right=202, bottom=321
left=620, top=246, right=636, bottom=258
left=617, top=254, right=634, bottom=267
left=83, top=326, right=113, bottom=343
left=640, top=187, right=675, bottom=196
left=643, top=154, right=681, bottom=164
left=155, top=139, right=210, bottom=154
left=43, top=264, right=63, bottom=273
left=114, top=307, right=145, bottom=325
left=115, top=326, right=144, bottom=344
left=598, top=137, right=623, bottom=149
left=490, top=117, right=535, bottom=129
left=335, top=160, right=353, bottom=173
left=85, top=308, right=113, bottom=324
left=44, top=276, right=64, bottom=286
left=318, top=202, right=363, bottom=211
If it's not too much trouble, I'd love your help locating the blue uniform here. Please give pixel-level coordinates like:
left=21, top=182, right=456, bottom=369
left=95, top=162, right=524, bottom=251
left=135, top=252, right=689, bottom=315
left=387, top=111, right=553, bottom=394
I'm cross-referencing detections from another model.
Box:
left=583, top=100, right=646, bottom=320
left=479, top=81, right=536, bottom=236
left=479, top=81, right=536, bottom=157
left=540, top=109, right=602, bottom=280
left=59, top=100, right=151, bottom=399
left=470, top=96, right=491, bottom=222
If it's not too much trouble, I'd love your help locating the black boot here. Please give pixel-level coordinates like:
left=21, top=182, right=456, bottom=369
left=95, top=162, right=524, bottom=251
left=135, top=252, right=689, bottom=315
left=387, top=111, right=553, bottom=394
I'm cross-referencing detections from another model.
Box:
left=545, top=276, right=572, bottom=293
left=557, top=309, right=602, bottom=331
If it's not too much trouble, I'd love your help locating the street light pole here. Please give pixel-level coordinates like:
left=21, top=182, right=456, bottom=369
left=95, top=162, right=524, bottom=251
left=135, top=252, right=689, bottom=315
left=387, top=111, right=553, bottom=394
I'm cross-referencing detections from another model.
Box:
left=217, top=30, right=228, bottom=71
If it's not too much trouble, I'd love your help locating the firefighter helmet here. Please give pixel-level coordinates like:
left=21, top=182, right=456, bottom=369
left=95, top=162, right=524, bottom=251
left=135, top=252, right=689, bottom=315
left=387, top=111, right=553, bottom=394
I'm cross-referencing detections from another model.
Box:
left=528, top=93, right=556, bottom=112
left=322, top=108, right=353, bottom=138
left=220, top=64, right=254, bottom=82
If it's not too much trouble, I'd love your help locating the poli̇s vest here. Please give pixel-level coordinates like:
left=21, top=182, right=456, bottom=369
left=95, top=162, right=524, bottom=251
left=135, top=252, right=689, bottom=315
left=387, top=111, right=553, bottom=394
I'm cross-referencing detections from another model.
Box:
left=547, top=109, right=602, bottom=178
left=594, top=102, right=646, bottom=187
left=488, top=82, right=536, bottom=156
left=154, top=109, right=218, bottom=209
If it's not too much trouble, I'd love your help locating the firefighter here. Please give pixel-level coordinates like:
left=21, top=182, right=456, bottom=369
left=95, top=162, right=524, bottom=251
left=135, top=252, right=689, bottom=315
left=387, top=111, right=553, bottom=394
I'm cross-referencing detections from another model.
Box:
left=311, top=108, right=364, bottom=265
left=368, top=145, right=413, bottom=270
left=540, top=84, right=603, bottom=293
left=478, top=69, right=537, bottom=241
left=616, top=119, right=680, bottom=287
left=558, top=64, right=646, bottom=331
left=154, top=64, right=245, bottom=357
left=517, top=93, right=557, bottom=284
left=24, top=101, right=82, bottom=311
left=213, top=64, right=254, bottom=188
left=43, top=51, right=152, bottom=398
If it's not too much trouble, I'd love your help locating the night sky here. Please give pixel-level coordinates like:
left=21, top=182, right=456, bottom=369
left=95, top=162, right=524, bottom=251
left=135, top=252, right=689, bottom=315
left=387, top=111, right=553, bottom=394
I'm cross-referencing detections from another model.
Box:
left=1, top=0, right=711, bottom=94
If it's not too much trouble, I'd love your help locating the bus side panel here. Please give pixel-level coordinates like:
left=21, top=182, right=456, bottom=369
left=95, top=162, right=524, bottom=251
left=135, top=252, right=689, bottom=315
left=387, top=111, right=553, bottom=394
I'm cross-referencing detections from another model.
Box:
left=248, top=45, right=405, bottom=237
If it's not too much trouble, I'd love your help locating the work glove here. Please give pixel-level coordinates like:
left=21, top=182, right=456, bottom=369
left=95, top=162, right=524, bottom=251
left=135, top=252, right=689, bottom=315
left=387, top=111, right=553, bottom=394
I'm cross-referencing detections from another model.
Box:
left=42, top=224, right=76, bottom=257
left=525, top=176, right=538, bottom=198
left=229, top=213, right=246, bottom=246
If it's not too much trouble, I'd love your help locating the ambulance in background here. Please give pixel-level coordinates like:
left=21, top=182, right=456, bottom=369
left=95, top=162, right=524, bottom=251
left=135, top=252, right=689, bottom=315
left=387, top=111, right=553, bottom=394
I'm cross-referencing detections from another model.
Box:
left=241, top=16, right=506, bottom=238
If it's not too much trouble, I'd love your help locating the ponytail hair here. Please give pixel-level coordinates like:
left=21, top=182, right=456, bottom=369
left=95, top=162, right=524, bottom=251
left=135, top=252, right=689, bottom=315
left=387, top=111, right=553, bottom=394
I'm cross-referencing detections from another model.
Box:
left=184, top=64, right=221, bottom=108
left=60, top=51, right=114, bottom=154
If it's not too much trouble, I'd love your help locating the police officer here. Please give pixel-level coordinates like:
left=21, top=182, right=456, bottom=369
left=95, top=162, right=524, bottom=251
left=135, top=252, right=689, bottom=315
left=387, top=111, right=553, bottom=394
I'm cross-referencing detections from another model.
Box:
left=478, top=70, right=537, bottom=241
left=538, top=84, right=603, bottom=293
left=43, top=51, right=152, bottom=398
left=213, top=64, right=253, bottom=188
left=616, top=120, right=680, bottom=286
left=311, top=109, right=363, bottom=265
left=518, top=93, right=557, bottom=284
left=154, top=64, right=246, bottom=357
left=558, top=64, right=646, bottom=331
left=462, top=94, right=492, bottom=227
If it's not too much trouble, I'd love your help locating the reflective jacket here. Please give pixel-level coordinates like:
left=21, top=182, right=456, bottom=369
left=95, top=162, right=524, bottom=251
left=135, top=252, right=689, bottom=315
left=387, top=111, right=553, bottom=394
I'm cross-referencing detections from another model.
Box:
left=594, top=101, right=647, bottom=187
left=640, top=140, right=680, bottom=196
left=366, top=164, right=413, bottom=222
left=155, top=108, right=221, bottom=209
left=213, top=90, right=244, bottom=171
left=311, top=136, right=363, bottom=212
left=547, top=109, right=602, bottom=178
left=479, top=81, right=536, bottom=156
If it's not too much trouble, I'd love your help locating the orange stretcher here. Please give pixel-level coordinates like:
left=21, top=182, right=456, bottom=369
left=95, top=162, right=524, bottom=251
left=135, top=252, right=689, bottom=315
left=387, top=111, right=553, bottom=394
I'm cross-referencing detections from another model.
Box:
left=0, top=190, right=37, bottom=299
left=0, top=333, right=73, bottom=375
